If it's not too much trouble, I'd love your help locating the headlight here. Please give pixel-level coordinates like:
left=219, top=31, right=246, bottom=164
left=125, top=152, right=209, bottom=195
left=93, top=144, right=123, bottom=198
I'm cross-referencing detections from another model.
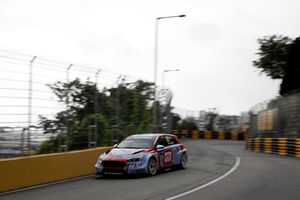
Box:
left=128, top=154, right=145, bottom=162
left=128, top=155, right=145, bottom=168
left=97, top=155, right=104, bottom=163
left=129, top=158, right=140, bottom=162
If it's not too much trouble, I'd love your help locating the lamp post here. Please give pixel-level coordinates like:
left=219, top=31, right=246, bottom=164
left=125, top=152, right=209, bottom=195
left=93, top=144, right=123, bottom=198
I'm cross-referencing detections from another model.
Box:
left=63, top=63, right=73, bottom=152
left=94, top=69, right=102, bottom=147
left=27, top=56, right=37, bottom=154
left=114, top=75, right=125, bottom=144
left=153, top=14, right=185, bottom=133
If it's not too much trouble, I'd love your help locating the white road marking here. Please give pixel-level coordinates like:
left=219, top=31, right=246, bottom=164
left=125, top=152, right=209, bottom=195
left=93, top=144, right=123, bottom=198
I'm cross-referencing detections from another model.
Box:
left=1, top=157, right=241, bottom=197
left=165, top=156, right=241, bottom=200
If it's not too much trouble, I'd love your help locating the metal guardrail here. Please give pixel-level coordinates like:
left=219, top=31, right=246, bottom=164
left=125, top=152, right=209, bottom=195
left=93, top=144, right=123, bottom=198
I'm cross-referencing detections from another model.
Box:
left=0, top=146, right=111, bottom=193
left=246, top=138, right=300, bottom=158
left=172, top=130, right=248, bottom=141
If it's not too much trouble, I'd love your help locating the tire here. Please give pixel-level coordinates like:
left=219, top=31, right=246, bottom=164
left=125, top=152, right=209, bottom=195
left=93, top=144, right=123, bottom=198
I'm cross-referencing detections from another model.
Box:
left=179, top=153, right=188, bottom=169
left=148, top=157, right=158, bottom=176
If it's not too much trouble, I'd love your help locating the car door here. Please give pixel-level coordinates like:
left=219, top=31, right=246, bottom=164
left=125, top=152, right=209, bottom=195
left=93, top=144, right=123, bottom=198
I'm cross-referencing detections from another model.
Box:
left=156, top=136, right=179, bottom=168
left=164, top=135, right=180, bottom=166
left=156, top=136, right=168, bottom=168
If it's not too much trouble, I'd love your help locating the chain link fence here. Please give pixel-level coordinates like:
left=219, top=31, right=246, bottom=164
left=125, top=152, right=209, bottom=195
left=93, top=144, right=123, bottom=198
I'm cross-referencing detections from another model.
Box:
left=0, top=50, right=147, bottom=158
left=249, top=89, right=300, bottom=138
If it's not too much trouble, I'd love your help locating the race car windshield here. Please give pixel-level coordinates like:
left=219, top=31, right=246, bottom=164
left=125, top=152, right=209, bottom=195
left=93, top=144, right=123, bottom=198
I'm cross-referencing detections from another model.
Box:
left=117, top=138, right=155, bottom=149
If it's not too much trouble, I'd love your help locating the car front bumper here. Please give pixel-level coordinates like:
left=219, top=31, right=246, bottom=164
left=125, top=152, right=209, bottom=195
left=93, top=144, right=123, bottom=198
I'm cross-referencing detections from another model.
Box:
left=95, top=160, right=148, bottom=175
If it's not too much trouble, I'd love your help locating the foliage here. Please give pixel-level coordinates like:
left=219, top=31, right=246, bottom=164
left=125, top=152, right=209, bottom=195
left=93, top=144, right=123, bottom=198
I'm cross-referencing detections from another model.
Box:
left=253, top=35, right=300, bottom=95
left=253, top=35, right=293, bottom=79
left=217, top=116, right=232, bottom=132
left=177, top=117, right=198, bottom=130
left=38, top=79, right=175, bottom=153
left=170, top=113, right=181, bottom=130
left=38, top=137, right=59, bottom=154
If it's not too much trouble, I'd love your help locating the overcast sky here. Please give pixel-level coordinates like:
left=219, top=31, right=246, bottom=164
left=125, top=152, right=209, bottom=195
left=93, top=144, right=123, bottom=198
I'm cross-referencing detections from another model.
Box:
left=1, top=0, right=299, bottom=115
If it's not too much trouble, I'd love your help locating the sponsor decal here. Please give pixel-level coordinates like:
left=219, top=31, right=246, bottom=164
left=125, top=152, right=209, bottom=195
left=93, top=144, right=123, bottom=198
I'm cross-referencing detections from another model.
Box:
left=164, top=150, right=172, bottom=165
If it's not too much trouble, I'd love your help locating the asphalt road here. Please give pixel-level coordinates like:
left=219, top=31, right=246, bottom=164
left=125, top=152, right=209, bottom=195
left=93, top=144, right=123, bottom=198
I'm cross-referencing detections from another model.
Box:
left=1, top=140, right=300, bottom=200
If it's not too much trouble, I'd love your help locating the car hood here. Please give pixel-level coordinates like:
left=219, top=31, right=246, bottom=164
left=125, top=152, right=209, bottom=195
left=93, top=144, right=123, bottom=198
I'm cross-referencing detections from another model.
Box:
left=100, top=148, right=146, bottom=160
left=110, top=148, right=145, bottom=155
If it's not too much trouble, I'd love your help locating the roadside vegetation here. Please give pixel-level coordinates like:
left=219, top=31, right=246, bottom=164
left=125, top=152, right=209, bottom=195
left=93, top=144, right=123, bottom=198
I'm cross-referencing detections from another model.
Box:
left=253, top=35, right=300, bottom=95
left=37, top=79, right=197, bottom=153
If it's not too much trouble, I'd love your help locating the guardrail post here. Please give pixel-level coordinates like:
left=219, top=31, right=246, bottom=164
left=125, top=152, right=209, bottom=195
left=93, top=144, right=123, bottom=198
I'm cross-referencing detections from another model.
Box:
left=218, top=132, right=225, bottom=140
left=231, top=132, right=238, bottom=140
left=192, top=130, right=199, bottom=139
left=204, top=131, right=212, bottom=139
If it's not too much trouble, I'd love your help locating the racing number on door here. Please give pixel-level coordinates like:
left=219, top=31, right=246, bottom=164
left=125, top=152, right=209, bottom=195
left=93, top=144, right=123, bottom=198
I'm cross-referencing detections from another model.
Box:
left=164, top=149, right=172, bottom=165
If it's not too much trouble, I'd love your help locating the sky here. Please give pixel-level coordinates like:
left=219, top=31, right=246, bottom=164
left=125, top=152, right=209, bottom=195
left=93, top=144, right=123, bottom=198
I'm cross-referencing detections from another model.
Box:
left=0, top=0, right=300, bottom=116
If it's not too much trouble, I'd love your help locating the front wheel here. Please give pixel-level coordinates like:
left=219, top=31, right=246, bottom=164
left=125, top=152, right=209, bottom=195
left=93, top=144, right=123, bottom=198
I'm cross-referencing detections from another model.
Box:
left=148, top=158, right=158, bottom=176
left=179, top=153, right=188, bottom=169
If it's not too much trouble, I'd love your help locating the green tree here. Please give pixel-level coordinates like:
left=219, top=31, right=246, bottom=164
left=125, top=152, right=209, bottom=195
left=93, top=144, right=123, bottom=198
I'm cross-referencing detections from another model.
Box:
left=253, top=35, right=300, bottom=95
left=108, top=80, right=154, bottom=135
left=171, top=113, right=182, bottom=130
left=38, top=137, right=59, bottom=154
left=217, top=116, right=232, bottom=132
left=178, top=117, right=198, bottom=130
left=253, top=35, right=293, bottom=79
left=38, top=79, right=157, bottom=153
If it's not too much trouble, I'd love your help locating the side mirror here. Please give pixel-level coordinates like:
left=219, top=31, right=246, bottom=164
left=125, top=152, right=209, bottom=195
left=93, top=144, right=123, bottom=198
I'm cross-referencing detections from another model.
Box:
left=156, top=144, right=164, bottom=150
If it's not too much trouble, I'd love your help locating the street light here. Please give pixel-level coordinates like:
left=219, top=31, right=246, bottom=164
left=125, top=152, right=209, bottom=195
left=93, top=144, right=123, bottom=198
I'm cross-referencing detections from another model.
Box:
left=64, top=63, right=73, bottom=152
left=153, top=14, right=185, bottom=133
left=114, top=75, right=125, bottom=144
left=94, top=69, right=102, bottom=147
left=28, top=56, right=37, bottom=154
left=162, top=69, right=180, bottom=88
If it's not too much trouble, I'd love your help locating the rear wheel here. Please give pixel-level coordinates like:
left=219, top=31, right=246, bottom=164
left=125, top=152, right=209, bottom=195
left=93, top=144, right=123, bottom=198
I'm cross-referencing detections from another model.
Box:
left=179, top=153, right=187, bottom=169
left=148, top=158, right=158, bottom=176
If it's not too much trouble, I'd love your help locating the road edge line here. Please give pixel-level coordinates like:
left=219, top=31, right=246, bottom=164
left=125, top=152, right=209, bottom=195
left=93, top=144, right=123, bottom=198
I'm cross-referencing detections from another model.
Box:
left=165, top=156, right=241, bottom=200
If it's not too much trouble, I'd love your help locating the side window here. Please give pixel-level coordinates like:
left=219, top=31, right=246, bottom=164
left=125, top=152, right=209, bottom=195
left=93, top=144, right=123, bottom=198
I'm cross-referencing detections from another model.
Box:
left=165, top=136, right=178, bottom=146
left=157, top=136, right=168, bottom=147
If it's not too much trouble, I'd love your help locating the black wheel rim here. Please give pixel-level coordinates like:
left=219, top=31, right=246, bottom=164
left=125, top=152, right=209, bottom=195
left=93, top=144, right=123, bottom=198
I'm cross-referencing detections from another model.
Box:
left=181, top=154, right=187, bottom=167
left=148, top=159, right=157, bottom=175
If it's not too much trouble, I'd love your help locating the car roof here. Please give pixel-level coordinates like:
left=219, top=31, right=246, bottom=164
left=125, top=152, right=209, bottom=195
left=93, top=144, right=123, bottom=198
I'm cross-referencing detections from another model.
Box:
left=127, top=133, right=175, bottom=139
